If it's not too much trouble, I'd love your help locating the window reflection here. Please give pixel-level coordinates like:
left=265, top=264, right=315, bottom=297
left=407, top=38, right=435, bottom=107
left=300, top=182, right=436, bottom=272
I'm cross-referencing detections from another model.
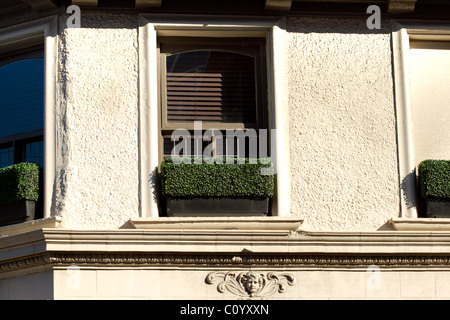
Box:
left=0, top=57, right=44, bottom=139
left=0, top=147, right=13, bottom=168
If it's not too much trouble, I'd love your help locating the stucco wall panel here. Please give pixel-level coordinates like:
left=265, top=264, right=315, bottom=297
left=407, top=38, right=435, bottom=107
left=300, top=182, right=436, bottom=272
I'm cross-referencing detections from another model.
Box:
left=56, top=14, right=139, bottom=229
left=287, top=17, right=400, bottom=231
left=54, top=14, right=400, bottom=231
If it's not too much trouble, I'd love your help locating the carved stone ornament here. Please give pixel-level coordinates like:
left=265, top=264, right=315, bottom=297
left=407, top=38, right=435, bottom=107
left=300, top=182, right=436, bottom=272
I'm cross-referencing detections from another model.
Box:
left=206, top=271, right=296, bottom=299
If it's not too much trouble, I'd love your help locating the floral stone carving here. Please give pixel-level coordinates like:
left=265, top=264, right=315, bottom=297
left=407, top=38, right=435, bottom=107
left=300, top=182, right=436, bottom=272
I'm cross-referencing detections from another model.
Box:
left=206, top=271, right=296, bottom=299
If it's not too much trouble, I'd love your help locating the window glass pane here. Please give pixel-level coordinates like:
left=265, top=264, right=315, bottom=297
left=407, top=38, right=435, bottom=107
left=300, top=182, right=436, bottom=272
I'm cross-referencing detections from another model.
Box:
left=25, top=140, right=44, bottom=168
left=0, top=147, right=13, bottom=168
left=163, top=133, right=209, bottom=158
left=165, top=50, right=257, bottom=124
left=0, top=57, right=44, bottom=138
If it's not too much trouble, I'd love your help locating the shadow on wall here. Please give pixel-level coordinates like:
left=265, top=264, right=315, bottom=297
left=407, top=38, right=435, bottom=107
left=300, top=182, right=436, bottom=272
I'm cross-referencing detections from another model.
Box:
left=401, top=170, right=416, bottom=211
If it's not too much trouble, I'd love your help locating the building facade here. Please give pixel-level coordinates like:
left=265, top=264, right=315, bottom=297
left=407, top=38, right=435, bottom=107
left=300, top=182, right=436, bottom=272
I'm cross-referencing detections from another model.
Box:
left=0, top=0, right=450, bottom=300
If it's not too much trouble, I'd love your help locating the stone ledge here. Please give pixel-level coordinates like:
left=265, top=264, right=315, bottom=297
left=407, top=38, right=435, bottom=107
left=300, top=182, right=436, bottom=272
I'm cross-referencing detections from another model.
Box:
left=3, top=228, right=450, bottom=279
left=0, top=216, right=62, bottom=237
left=390, top=218, right=450, bottom=231
left=128, top=216, right=304, bottom=231
left=4, top=228, right=450, bottom=260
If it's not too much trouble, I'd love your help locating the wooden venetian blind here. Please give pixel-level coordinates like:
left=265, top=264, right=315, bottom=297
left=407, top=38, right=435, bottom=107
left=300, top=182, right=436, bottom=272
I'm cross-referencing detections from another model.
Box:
left=164, top=50, right=257, bottom=124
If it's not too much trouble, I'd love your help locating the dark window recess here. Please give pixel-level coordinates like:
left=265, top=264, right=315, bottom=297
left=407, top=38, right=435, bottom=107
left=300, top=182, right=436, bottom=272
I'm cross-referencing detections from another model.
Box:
left=25, top=140, right=44, bottom=168
left=0, top=49, right=44, bottom=169
left=0, top=146, right=13, bottom=168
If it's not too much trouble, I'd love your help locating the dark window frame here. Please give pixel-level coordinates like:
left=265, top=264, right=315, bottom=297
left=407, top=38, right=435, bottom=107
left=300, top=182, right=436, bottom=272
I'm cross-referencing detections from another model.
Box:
left=158, top=36, right=268, bottom=159
left=0, top=47, right=45, bottom=169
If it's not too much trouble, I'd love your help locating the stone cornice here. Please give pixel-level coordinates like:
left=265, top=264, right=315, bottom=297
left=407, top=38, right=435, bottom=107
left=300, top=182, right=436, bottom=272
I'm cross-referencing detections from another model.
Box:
left=3, top=228, right=450, bottom=260
left=2, top=229, right=450, bottom=278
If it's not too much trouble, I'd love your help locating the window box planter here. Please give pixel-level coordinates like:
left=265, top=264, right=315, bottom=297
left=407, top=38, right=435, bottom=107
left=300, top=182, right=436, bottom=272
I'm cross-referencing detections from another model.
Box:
left=418, top=160, right=450, bottom=218
left=161, top=158, right=274, bottom=217
left=165, top=197, right=270, bottom=217
left=0, top=163, right=40, bottom=226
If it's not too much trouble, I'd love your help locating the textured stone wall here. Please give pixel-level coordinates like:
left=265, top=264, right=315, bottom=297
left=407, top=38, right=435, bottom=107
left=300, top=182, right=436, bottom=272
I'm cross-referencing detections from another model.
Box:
left=55, top=14, right=140, bottom=229
left=287, top=17, right=400, bottom=231
left=54, top=14, right=400, bottom=231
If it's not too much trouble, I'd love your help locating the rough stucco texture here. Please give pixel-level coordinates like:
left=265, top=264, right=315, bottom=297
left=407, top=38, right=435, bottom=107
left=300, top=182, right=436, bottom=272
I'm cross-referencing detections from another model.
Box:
left=54, top=14, right=400, bottom=231
left=287, top=17, right=400, bottom=231
left=56, top=14, right=139, bottom=229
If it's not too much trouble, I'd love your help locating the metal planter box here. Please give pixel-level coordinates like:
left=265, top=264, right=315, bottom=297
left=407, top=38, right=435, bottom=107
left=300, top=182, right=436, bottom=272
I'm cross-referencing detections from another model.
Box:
left=166, top=197, right=270, bottom=217
left=425, top=197, right=450, bottom=218
left=0, top=200, right=36, bottom=226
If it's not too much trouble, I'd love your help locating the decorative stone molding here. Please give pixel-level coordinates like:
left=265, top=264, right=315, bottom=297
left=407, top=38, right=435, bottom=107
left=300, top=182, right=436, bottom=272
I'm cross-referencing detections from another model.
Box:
left=4, top=229, right=450, bottom=281
left=0, top=253, right=51, bottom=274
left=206, top=271, right=296, bottom=299
left=5, top=252, right=450, bottom=276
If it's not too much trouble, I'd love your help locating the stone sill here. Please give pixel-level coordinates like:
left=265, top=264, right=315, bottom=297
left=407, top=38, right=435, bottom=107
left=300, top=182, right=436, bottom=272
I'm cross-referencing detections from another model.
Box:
left=0, top=216, right=62, bottom=237
left=390, top=218, right=450, bottom=231
left=128, top=216, right=304, bottom=231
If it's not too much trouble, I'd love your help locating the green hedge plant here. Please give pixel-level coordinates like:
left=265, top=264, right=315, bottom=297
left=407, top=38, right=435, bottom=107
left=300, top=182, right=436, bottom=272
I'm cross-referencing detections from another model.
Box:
left=418, top=159, right=450, bottom=199
left=161, top=157, right=274, bottom=198
left=0, top=163, right=40, bottom=205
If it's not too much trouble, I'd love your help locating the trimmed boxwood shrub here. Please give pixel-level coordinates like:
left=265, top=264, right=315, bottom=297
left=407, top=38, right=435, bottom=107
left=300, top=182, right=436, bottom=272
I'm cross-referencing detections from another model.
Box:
left=161, top=157, right=275, bottom=198
left=0, top=163, right=40, bottom=205
left=418, top=159, right=450, bottom=199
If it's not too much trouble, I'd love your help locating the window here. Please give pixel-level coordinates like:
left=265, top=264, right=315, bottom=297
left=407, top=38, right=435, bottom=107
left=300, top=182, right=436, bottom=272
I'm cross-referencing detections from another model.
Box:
left=138, top=15, right=290, bottom=218
left=409, top=40, right=450, bottom=168
left=0, top=48, right=45, bottom=169
left=409, top=40, right=450, bottom=216
left=159, top=37, right=267, bottom=159
left=392, top=22, right=450, bottom=220
left=0, top=16, right=58, bottom=220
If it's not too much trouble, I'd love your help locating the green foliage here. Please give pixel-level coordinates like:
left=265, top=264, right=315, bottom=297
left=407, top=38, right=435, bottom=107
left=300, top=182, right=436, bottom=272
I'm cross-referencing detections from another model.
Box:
left=0, top=163, right=40, bottom=205
left=418, top=160, right=450, bottom=199
left=161, top=158, right=275, bottom=198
